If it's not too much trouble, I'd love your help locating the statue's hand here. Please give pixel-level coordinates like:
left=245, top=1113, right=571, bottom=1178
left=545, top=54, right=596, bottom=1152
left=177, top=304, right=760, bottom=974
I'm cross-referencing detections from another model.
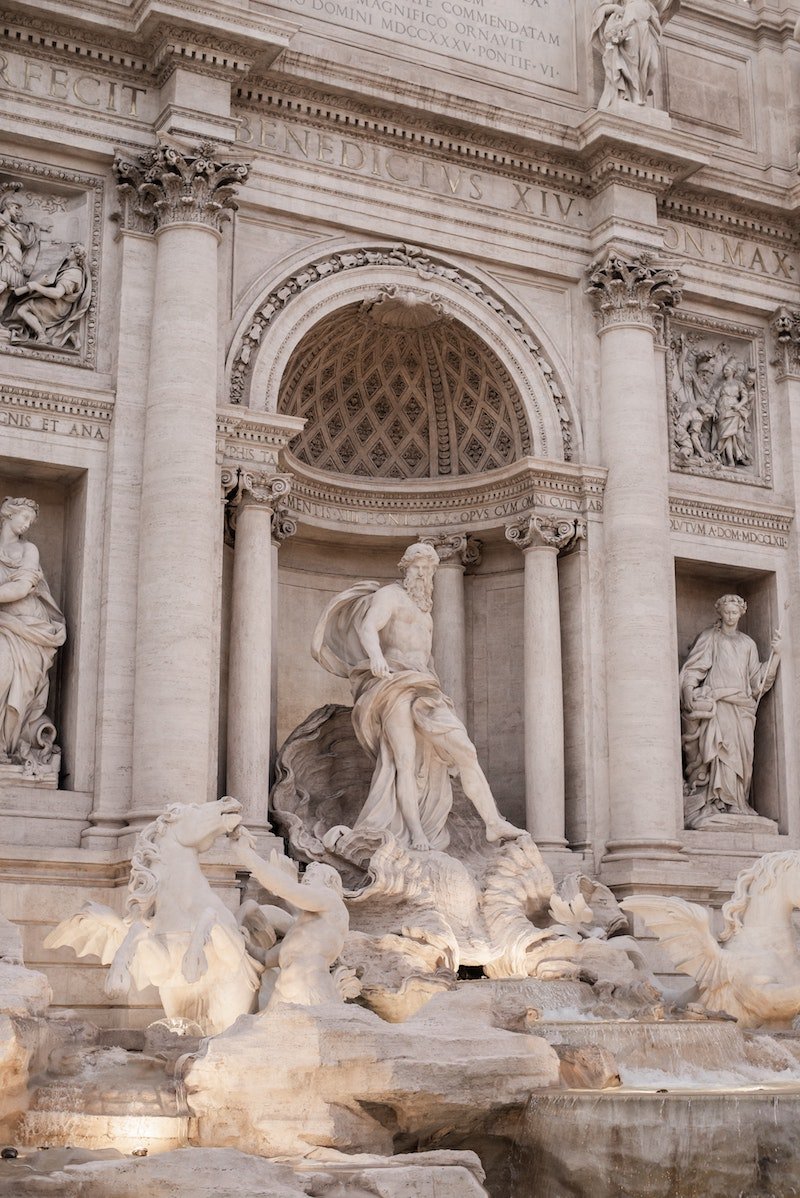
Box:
left=771, top=629, right=782, bottom=653
left=370, top=656, right=392, bottom=679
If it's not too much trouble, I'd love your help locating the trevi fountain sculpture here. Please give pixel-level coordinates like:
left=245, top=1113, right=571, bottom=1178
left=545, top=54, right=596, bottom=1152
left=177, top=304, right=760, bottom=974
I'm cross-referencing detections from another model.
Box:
left=4, top=542, right=800, bottom=1196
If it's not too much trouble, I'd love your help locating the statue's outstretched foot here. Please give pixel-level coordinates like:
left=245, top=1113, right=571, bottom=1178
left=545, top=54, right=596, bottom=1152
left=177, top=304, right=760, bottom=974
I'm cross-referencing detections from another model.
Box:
left=410, top=833, right=431, bottom=851
left=485, top=819, right=525, bottom=844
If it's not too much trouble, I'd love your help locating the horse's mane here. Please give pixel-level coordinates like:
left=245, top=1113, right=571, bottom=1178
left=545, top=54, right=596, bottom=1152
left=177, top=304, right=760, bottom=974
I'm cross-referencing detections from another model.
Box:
left=126, top=804, right=184, bottom=922
left=719, top=851, right=800, bottom=943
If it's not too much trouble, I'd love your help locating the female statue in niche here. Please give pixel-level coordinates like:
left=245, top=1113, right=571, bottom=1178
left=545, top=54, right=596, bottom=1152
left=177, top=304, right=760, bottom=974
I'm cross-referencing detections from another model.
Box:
left=680, top=594, right=780, bottom=829
left=0, top=497, right=66, bottom=779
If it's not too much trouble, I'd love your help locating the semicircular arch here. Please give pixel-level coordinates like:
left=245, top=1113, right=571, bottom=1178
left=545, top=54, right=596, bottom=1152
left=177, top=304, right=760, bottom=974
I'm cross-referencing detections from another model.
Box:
left=226, top=241, right=581, bottom=465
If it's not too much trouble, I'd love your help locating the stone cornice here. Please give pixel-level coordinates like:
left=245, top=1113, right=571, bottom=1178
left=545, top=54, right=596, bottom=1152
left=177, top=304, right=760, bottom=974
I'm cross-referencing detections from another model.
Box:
left=660, top=194, right=797, bottom=249
left=0, top=2, right=297, bottom=78
left=575, top=112, right=709, bottom=198
left=281, top=455, right=606, bottom=536
left=216, top=406, right=305, bottom=470
left=668, top=495, right=793, bottom=549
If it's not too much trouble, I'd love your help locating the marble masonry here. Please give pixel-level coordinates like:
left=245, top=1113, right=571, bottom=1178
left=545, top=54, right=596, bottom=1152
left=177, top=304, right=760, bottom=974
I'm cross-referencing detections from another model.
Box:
left=2, top=0, right=800, bottom=1194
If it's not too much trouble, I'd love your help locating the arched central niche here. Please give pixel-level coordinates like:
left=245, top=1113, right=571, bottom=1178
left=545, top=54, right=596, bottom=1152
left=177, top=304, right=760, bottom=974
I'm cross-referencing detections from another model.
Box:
left=278, top=291, right=533, bottom=480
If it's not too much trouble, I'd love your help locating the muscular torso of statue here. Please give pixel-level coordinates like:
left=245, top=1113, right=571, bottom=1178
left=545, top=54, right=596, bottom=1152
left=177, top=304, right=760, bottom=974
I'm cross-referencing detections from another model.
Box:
left=371, top=583, right=432, bottom=672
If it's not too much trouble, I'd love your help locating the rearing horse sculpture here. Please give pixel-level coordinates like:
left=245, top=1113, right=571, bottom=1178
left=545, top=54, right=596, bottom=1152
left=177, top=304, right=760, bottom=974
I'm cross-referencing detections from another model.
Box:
left=623, top=850, right=800, bottom=1028
left=45, top=796, right=262, bottom=1034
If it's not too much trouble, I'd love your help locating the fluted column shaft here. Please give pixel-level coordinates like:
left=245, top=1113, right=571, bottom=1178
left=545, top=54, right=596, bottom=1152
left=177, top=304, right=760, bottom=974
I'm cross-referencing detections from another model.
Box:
left=117, top=142, right=249, bottom=823
left=507, top=516, right=579, bottom=849
left=424, top=534, right=481, bottom=724
left=225, top=473, right=294, bottom=832
left=588, top=252, right=684, bottom=858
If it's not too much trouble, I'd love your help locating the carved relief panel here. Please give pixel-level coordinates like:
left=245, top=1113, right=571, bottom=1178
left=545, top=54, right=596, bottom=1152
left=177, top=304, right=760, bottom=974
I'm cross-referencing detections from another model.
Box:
left=666, top=314, right=770, bottom=488
left=0, top=161, right=101, bottom=368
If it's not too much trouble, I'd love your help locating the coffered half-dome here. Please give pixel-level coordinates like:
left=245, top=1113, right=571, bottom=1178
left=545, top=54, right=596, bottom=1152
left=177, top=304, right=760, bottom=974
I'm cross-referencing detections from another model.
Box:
left=278, top=292, right=533, bottom=480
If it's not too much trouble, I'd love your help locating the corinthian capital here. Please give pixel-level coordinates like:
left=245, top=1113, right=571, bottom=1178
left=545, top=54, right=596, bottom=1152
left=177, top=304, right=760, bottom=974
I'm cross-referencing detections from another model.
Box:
left=505, top=514, right=585, bottom=553
left=421, top=533, right=482, bottom=569
left=113, top=140, right=249, bottom=234
left=771, top=307, right=800, bottom=378
left=586, top=252, right=681, bottom=331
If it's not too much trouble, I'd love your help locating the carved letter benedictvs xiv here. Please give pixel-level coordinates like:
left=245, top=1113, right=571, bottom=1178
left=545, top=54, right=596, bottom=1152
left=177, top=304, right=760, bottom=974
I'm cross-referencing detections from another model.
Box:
left=586, top=252, right=682, bottom=332
left=113, top=141, right=249, bottom=235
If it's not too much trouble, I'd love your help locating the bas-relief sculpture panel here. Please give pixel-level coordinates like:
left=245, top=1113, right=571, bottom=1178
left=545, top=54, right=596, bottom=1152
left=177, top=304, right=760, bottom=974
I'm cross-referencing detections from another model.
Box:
left=666, top=316, right=770, bottom=486
left=0, top=169, right=99, bottom=366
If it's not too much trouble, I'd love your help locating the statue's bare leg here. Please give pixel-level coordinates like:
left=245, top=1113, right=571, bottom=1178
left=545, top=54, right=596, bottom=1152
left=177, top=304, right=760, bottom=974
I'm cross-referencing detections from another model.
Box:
left=383, top=699, right=431, bottom=851
left=447, top=727, right=524, bottom=843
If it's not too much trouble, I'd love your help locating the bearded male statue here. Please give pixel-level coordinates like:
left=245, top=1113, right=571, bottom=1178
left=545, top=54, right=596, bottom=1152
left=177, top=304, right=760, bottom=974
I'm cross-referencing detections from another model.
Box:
left=312, top=541, right=523, bottom=852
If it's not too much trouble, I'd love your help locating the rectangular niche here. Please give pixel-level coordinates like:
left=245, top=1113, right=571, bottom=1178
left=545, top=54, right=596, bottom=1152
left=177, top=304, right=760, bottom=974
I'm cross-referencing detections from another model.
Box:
left=675, top=559, right=783, bottom=829
left=0, top=460, right=88, bottom=797
left=666, top=312, right=770, bottom=488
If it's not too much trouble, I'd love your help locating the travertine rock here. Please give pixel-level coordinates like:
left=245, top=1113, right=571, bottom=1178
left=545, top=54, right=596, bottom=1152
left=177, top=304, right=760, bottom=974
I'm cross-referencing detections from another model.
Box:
left=182, top=989, right=560, bottom=1158
left=0, top=1146, right=489, bottom=1197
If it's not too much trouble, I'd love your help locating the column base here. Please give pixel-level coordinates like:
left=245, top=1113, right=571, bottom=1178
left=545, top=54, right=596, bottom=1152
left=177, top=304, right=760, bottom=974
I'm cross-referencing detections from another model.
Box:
left=602, top=838, right=686, bottom=863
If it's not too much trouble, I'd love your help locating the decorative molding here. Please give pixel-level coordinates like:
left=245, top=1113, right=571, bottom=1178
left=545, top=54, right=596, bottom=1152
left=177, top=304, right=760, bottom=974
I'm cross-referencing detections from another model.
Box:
left=229, top=244, right=574, bottom=461
left=504, top=513, right=586, bottom=553
left=0, top=383, right=112, bottom=443
left=281, top=455, right=604, bottom=536
left=669, top=496, right=791, bottom=549
left=770, top=307, right=800, bottom=379
left=587, top=251, right=682, bottom=331
left=113, top=141, right=249, bottom=234
left=666, top=311, right=771, bottom=488
left=422, top=533, right=483, bottom=569
left=216, top=407, right=305, bottom=471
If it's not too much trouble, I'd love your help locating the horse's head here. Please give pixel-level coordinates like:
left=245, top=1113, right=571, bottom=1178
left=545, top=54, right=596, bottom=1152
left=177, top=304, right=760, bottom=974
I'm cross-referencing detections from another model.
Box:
left=720, top=850, right=800, bottom=942
left=169, top=796, right=243, bottom=853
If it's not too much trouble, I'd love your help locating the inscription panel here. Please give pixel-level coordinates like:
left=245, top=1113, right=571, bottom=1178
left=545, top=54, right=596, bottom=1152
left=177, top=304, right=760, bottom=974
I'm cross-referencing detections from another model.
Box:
left=260, top=0, right=576, bottom=90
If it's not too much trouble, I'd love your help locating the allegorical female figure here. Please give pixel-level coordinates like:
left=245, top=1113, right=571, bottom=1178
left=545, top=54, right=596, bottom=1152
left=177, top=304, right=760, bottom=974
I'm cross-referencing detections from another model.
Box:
left=680, top=595, right=780, bottom=828
left=0, top=497, right=66, bottom=777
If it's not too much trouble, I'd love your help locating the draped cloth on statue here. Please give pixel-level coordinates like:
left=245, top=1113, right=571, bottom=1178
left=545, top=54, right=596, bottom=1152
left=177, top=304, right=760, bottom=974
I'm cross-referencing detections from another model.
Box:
left=312, top=581, right=465, bottom=851
left=679, top=627, right=768, bottom=824
left=0, top=555, right=66, bottom=763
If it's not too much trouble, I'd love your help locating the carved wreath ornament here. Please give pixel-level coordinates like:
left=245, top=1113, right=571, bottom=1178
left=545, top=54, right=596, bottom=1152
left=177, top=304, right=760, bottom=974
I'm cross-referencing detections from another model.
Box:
left=229, top=244, right=574, bottom=460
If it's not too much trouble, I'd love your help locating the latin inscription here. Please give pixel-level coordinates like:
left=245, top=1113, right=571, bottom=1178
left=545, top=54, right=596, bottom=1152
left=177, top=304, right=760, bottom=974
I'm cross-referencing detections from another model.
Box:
left=0, top=408, right=107, bottom=441
left=235, top=114, right=585, bottom=226
left=265, top=0, right=575, bottom=88
left=289, top=490, right=601, bottom=528
left=662, top=221, right=796, bottom=281
left=0, top=51, right=147, bottom=118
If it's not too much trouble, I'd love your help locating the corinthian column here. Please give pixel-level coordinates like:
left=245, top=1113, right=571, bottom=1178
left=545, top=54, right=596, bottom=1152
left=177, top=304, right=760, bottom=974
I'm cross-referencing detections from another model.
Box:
left=587, top=251, right=684, bottom=865
left=225, top=471, right=295, bottom=835
left=506, top=515, right=581, bottom=850
left=423, top=534, right=481, bottom=724
left=115, top=141, right=249, bottom=826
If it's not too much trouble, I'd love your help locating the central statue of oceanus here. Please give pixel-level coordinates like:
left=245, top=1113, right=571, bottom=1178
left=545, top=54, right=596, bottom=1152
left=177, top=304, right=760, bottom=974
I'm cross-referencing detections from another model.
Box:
left=311, top=541, right=523, bottom=852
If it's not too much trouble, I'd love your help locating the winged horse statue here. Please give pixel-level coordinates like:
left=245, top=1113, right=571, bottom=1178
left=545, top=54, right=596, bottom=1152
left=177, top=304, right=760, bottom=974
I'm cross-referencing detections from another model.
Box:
left=622, top=851, right=800, bottom=1028
left=45, top=796, right=262, bottom=1034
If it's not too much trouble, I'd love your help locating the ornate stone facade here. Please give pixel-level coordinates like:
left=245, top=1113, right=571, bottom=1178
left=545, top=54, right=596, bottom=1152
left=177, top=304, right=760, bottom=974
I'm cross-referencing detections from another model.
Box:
left=0, top=0, right=797, bottom=1047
